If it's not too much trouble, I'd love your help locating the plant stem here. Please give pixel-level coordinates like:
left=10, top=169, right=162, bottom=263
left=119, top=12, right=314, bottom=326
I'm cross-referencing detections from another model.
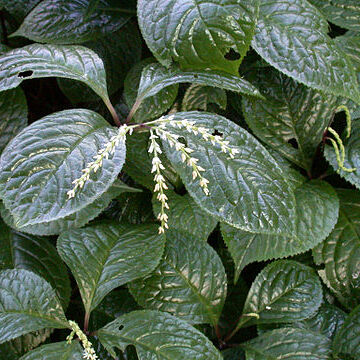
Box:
left=125, top=99, right=142, bottom=124
left=223, top=315, right=252, bottom=343
left=104, top=98, right=121, bottom=127
left=84, top=312, right=90, bottom=334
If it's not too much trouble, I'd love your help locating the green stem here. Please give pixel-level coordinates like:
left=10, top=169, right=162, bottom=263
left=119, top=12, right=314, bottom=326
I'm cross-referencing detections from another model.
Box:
left=125, top=99, right=142, bottom=124
left=84, top=312, right=90, bottom=334
left=104, top=98, right=121, bottom=127
left=224, top=314, right=257, bottom=343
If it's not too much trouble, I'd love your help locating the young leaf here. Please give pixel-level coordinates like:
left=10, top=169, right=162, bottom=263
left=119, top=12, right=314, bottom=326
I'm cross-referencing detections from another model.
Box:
left=333, top=305, right=360, bottom=358
left=252, top=0, right=360, bottom=103
left=97, top=310, right=222, bottom=359
left=0, top=109, right=126, bottom=228
left=11, top=0, right=131, bottom=44
left=0, top=269, right=68, bottom=344
left=18, top=341, right=83, bottom=360
left=0, top=219, right=71, bottom=309
left=0, top=180, right=137, bottom=236
left=161, top=112, right=297, bottom=235
left=221, top=180, right=339, bottom=282
left=313, top=189, right=360, bottom=310
left=242, top=68, right=339, bottom=170
left=242, top=328, right=331, bottom=360
left=152, top=191, right=218, bottom=241
left=325, top=120, right=360, bottom=191
left=307, top=0, right=360, bottom=31
left=136, top=63, right=263, bottom=105
left=241, top=260, right=322, bottom=327
left=137, top=0, right=259, bottom=74
left=124, top=59, right=179, bottom=122
left=182, top=84, right=227, bottom=111
left=0, top=88, right=27, bottom=154
left=129, top=230, right=227, bottom=326
left=0, top=44, right=110, bottom=104
left=57, top=222, right=165, bottom=314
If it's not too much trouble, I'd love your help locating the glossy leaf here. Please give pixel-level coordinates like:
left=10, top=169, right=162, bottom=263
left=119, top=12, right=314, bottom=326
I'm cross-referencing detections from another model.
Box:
left=293, top=303, right=346, bottom=340
left=57, top=222, right=165, bottom=314
left=162, top=112, right=297, bottom=235
left=325, top=120, right=360, bottom=191
left=0, top=269, right=68, bottom=344
left=152, top=191, right=217, bottom=241
left=313, top=189, right=360, bottom=310
left=0, top=44, right=110, bottom=103
left=0, top=329, right=52, bottom=360
left=243, top=327, right=331, bottom=360
left=252, top=0, right=360, bottom=103
left=129, top=230, right=226, bottom=325
left=0, top=88, right=27, bottom=154
left=58, top=21, right=142, bottom=103
left=242, top=67, right=339, bottom=170
left=335, top=32, right=360, bottom=72
left=222, top=180, right=339, bottom=281
left=333, top=305, right=360, bottom=358
left=124, top=59, right=178, bottom=122
left=241, top=260, right=322, bottom=326
left=138, top=0, right=259, bottom=74
left=136, top=63, right=263, bottom=106
left=0, top=219, right=71, bottom=308
left=98, top=310, right=222, bottom=359
left=308, top=0, right=360, bottom=31
left=182, top=84, right=227, bottom=111
left=0, top=180, right=137, bottom=236
left=11, top=0, right=131, bottom=44
left=0, top=109, right=126, bottom=228
left=19, top=341, right=83, bottom=360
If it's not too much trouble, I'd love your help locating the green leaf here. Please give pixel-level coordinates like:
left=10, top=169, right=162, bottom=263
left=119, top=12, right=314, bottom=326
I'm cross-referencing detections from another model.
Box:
left=57, top=222, right=165, bottom=314
left=0, top=329, right=52, bottom=360
left=333, top=305, right=360, bottom=358
left=325, top=120, right=360, bottom=190
left=182, top=84, right=227, bottom=111
left=222, top=347, right=245, bottom=360
left=293, top=303, right=346, bottom=340
left=0, top=219, right=71, bottom=308
left=242, top=327, right=331, bottom=360
left=241, top=260, right=322, bottom=327
left=0, top=44, right=110, bottom=103
left=162, top=112, right=297, bottom=234
left=0, top=88, right=27, bottom=154
left=0, top=180, right=136, bottom=236
left=313, top=189, right=360, bottom=310
left=19, top=341, right=83, bottom=360
left=252, top=0, right=360, bottom=103
left=124, top=131, right=179, bottom=190
left=138, top=0, right=259, bottom=74
left=307, top=0, right=360, bottom=31
left=58, top=21, right=142, bottom=103
left=98, top=310, right=222, bottom=359
left=90, top=289, right=140, bottom=331
left=0, top=269, right=68, bottom=344
left=124, top=60, right=178, bottom=122
left=0, top=109, right=126, bottom=228
left=221, top=180, right=339, bottom=281
left=334, top=32, right=360, bottom=72
left=242, top=67, right=339, bottom=170
left=136, top=63, right=263, bottom=107
left=129, top=230, right=226, bottom=326
left=11, top=0, right=131, bottom=44
left=152, top=191, right=217, bottom=241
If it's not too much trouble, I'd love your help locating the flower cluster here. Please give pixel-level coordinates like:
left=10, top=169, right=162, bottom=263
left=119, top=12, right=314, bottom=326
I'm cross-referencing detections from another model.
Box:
left=148, top=129, right=169, bottom=234
left=67, top=124, right=131, bottom=199
left=67, top=320, right=98, bottom=360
